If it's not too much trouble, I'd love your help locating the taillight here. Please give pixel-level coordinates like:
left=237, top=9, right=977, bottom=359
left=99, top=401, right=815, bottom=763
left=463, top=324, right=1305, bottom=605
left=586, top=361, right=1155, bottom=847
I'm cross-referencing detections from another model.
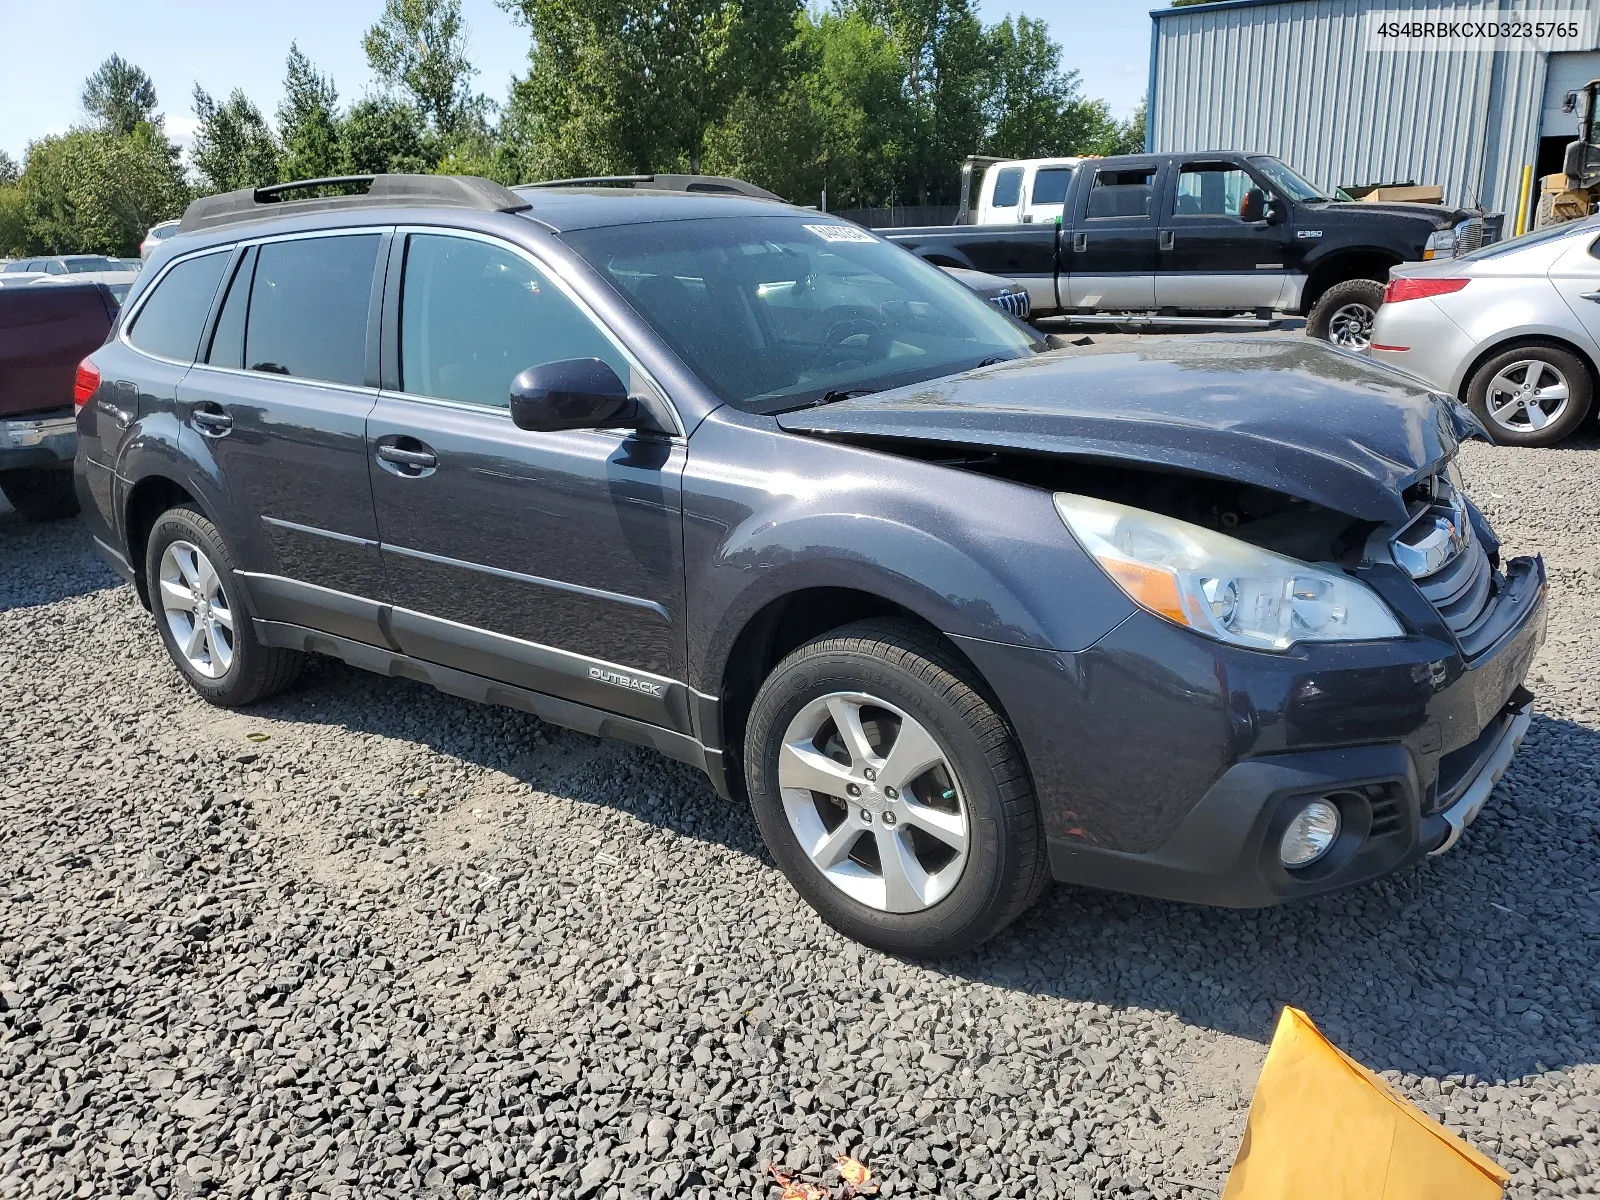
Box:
left=73, top=360, right=100, bottom=410
left=1383, top=277, right=1470, bottom=305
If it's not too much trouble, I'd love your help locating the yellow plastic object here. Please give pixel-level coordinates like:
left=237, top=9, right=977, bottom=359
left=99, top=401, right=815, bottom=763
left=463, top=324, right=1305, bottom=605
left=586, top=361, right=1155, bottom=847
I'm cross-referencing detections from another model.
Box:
left=1222, top=1008, right=1510, bottom=1199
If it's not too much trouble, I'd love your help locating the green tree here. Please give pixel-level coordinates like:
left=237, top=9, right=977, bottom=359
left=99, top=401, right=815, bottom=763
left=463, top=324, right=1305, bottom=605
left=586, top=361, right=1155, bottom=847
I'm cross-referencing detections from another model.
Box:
left=20, top=126, right=185, bottom=254
left=0, top=183, right=27, bottom=256
left=278, top=43, right=344, bottom=182
left=504, top=0, right=799, bottom=177
left=339, top=97, right=432, bottom=175
left=870, top=0, right=992, bottom=202
left=363, top=0, right=481, bottom=140
left=191, top=86, right=283, bottom=193
left=82, top=55, right=160, bottom=136
left=0, top=151, right=19, bottom=187
left=985, top=16, right=1119, bottom=158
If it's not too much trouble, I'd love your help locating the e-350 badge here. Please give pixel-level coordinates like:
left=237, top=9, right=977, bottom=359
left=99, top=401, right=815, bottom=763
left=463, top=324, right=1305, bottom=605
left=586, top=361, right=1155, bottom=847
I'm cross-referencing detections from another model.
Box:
left=589, top=665, right=666, bottom=698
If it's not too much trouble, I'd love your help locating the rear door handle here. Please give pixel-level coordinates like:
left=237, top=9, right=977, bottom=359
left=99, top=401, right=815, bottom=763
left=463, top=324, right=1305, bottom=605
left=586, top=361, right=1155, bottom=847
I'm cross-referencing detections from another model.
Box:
left=1158, top=230, right=1175, bottom=251
left=1072, top=232, right=1087, bottom=253
left=191, top=404, right=233, bottom=437
left=375, top=441, right=438, bottom=474
left=1579, top=290, right=1600, bottom=304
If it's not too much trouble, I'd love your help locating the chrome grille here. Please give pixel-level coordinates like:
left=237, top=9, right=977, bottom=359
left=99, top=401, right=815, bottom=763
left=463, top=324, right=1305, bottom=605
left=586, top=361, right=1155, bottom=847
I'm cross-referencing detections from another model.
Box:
left=1453, top=217, right=1485, bottom=256
left=1392, top=474, right=1496, bottom=644
left=989, top=290, right=1031, bottom=320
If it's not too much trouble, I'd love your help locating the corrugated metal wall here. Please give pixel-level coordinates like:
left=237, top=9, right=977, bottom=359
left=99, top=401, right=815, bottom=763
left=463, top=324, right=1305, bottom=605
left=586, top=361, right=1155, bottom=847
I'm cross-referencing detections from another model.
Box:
left=1151, top=0, right=1598, bottom=223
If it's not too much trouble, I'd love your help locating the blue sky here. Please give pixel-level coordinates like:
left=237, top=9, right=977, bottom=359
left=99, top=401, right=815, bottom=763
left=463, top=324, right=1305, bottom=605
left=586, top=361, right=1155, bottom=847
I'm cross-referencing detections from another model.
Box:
left=0, top=0, right=1152, bottom=164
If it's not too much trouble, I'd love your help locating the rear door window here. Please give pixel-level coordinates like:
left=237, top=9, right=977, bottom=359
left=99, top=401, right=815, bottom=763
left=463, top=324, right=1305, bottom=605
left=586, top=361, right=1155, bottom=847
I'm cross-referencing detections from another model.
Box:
left=1175, top=164, right=1251, bottom=218
left=206, top=250, right=254, bottom=369
left=1086, top=168, right=1157, bottom=219
left=245, top=234, right=380, bottom=385
left=127, top=251, right=231, bottom=362
left=1031, top=168, right=1073, bottom=206
left=990, top=168, right=1023, bottom=211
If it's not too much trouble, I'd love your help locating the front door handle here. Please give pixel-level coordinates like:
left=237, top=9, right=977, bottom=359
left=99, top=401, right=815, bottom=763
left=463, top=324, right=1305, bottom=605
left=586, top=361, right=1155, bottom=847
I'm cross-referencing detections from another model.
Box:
left=375, top=440, right=438, bottom=475
left=1579, top=289, right=1600, bottom=304
left=1072, top=232, right=1087, bottom=253
left=191, top=404, right=233, bottom=437
left=1158, top=230, right=1175, bottom=251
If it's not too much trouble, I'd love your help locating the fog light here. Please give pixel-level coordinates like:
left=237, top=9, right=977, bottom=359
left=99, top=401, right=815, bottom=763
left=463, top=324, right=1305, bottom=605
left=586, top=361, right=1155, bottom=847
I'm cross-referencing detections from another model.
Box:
left=1280, top=800, right=1341, bottom=868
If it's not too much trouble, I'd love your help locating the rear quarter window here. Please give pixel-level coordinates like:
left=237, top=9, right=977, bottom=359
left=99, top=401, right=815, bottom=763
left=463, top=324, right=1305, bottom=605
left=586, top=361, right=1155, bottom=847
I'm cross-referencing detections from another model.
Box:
left=127, top=251, right=230, bottom=362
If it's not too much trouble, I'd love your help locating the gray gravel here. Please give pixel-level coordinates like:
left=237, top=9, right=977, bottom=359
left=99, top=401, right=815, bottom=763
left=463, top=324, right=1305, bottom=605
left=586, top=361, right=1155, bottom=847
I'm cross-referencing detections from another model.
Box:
left=2, top=433, right=1598, bottom=1200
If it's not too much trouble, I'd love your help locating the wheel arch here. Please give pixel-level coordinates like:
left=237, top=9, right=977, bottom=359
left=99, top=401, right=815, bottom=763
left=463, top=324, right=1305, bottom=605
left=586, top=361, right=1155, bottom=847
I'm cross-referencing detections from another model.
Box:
left=1452, top=331, right=1600, bottom=401
left=1301, top=249, right=1402, bottom=314
left=712, top=586, right=999, bottom=800
left=121, top=472, right=202, bottom=609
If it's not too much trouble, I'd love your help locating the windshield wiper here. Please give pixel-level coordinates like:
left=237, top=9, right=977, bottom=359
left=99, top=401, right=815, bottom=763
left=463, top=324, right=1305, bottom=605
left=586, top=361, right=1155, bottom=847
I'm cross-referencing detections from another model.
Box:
left=784, top=387, right=878, bottom=413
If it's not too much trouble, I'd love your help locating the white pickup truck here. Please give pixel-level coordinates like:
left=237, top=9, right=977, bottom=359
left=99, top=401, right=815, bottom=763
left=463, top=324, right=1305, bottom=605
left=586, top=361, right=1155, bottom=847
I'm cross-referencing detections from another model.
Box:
left=964, top=156, right=1084, bottom=226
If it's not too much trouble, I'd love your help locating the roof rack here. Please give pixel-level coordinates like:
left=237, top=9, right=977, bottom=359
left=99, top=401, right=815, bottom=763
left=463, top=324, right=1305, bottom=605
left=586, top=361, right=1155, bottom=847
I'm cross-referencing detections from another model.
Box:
left=179, top=174, right=531, bottom=234
left=519, top=173, right=783, bottom=201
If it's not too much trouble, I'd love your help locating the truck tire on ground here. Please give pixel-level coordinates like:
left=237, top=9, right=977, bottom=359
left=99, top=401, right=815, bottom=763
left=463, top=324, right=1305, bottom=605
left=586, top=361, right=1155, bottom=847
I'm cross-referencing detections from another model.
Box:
left=742, top=618, right=1049, bottom=957
left=1306, top=278, right=1385, bottom=351
left=144, top=505, right=304, bottom=707
left=1464, top=342, right=1594, bottom=448
left=0, top=467, right=80, bottom=522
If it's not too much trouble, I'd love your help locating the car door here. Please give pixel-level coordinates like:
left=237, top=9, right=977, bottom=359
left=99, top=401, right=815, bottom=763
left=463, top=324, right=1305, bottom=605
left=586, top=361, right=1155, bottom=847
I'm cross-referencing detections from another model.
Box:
left=1020, top=164, right=1074, bottom=227
left=1066, top=161, right=1163, bottom=310
left=366, top=228, right=689, bottom=732
left=1547, top=231, right=1600, bottom=354
left=174, top=229, right=390, bottom=640
left=1157, top=159, right=1294, bottom=312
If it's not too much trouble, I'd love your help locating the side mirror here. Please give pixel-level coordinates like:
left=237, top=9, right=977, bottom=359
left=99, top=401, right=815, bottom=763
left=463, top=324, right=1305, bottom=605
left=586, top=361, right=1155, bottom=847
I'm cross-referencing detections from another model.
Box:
left=1240, top=188, right=1266, bottom=223
left=509, top=358, right=637, bottom=433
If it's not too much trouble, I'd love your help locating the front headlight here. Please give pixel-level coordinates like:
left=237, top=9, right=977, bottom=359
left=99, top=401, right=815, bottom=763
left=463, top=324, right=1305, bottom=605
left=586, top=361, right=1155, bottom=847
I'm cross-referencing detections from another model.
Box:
left=1422, top=228, right=1456, bottom=260
left=1054, top=494, right=1405, bottom=651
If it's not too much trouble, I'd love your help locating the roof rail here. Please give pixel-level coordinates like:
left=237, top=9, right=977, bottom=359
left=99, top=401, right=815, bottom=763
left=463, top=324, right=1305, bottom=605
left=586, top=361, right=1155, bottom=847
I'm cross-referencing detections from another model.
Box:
left=179, top=174, right=531, bottom=234
left=519, top=173, right=783, bottom=201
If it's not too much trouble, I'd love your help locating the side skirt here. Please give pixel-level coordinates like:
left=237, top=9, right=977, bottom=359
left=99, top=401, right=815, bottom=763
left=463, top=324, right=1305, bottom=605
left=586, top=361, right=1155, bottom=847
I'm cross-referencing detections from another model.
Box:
left=253, top=618, right=731, bottom=797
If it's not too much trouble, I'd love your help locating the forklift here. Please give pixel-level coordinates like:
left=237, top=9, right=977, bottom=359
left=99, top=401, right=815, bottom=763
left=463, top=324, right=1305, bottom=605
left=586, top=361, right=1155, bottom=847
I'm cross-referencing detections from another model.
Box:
left=1534, top=77, right=1600, bottom=228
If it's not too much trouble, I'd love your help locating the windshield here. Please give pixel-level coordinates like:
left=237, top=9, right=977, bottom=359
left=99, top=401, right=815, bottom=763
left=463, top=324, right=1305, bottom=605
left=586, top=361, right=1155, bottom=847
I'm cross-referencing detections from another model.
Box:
left=1249, top=156, right=1331, bottom=202
left=560, top=215, right=1042, bottom=412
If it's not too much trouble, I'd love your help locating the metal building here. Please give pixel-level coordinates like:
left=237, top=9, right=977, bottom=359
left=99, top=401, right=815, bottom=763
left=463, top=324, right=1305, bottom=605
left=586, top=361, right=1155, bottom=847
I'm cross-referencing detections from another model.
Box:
left=1149, top=0, right=1600, bottom=232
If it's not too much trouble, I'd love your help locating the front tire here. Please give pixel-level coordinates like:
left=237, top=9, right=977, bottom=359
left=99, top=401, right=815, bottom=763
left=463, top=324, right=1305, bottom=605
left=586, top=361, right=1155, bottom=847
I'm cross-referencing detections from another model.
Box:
left=144, top=505, right=303, bottom=706
left=743, top=619, right=1048, bottom=956
left=1463, top=342, right=1593, bottom=447
left=1306, top=278, right=1384, bottom=351
left=0, top=467, right=79, bottom=522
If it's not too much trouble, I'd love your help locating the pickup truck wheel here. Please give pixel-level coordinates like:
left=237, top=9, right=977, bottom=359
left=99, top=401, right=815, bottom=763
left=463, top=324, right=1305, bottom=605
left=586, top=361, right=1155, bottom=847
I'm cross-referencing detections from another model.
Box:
left=145, top=505, right=303, bottom=707
left=0, top=467, right=80, bottom=522
left=1307, top=278, right=1384, bottom=350
left=743, top=619, right=1048, bottom=957
left=1464, top=343, right=1593, bottom=447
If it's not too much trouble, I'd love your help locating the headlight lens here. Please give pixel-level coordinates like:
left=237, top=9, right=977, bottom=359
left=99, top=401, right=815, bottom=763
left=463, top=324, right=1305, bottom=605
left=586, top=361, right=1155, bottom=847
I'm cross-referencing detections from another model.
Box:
left=1054, top=494, right=1405, bottom=651
left=1422, top=228, right=1456, bottom=260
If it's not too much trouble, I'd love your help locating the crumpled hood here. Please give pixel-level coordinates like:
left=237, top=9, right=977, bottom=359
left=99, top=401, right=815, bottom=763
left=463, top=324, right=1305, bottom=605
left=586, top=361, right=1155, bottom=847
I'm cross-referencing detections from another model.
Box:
left=777, top=338, right=1484, bottom=523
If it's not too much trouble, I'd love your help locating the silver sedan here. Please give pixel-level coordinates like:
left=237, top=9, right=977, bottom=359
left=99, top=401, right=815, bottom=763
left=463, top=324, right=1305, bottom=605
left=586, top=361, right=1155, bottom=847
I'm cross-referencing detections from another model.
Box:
left=1370, top=216, right=1600, bottom=446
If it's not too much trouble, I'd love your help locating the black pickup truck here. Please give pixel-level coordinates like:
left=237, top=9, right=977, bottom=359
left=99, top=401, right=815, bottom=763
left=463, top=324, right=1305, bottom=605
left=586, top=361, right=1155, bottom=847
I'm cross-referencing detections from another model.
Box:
left=884, top=151, right=1490, bottom=350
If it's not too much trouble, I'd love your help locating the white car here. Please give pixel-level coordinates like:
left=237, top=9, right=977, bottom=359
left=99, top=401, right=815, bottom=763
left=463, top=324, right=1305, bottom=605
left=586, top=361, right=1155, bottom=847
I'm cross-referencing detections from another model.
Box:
left=1371, top=217, right=1600, bottom=446
left=141, top=219, right=180, bottom=260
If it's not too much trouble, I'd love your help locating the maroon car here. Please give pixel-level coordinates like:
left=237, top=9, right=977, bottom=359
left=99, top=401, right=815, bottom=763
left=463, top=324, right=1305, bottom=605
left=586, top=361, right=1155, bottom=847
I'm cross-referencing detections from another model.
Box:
left=0, top=281, right=117, bottom=520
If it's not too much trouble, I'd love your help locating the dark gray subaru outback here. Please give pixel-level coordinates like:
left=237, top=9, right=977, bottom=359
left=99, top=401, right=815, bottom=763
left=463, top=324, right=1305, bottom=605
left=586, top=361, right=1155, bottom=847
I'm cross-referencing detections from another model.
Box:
left=74, top=174, right=1546, bottom=956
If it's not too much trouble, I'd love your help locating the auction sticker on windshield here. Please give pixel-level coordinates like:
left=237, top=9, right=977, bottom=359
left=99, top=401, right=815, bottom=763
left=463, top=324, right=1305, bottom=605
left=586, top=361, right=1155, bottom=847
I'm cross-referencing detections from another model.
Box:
left=804, top=224, right=877, bottom=243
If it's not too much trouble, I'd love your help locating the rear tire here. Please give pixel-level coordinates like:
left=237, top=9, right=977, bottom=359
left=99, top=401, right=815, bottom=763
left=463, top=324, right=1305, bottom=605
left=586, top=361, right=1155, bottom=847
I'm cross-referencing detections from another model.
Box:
left=144, top=505, right=303, bottom=706
left=1463, top=342, right=1593, bottom=447
left=1306, top=278, right=1385, bottom=351
left=743, top=618, right=1048, bottom=957
left=0, top=467, right=79, bottom=522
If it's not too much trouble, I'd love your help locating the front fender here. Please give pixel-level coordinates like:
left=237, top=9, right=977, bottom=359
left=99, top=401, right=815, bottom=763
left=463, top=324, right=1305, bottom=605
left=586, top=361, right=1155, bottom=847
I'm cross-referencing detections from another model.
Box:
left=681, top=411, right=1136, bottom=694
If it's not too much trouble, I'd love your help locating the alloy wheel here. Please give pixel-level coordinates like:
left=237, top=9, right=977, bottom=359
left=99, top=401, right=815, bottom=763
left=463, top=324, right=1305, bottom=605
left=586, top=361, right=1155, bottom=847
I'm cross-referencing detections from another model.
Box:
left=158, top=540, right=235, bottom=679
left=1327, top=301, right=1376, bottom=350
left=1484, top=358, right=1571, bottom=434
left=776, top=691, right=969, bottom=913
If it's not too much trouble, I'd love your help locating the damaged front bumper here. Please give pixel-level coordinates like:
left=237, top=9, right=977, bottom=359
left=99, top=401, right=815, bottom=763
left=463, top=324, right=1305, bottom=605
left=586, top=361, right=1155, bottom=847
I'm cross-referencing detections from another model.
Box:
left=952, top=554, right=1547, bottom=908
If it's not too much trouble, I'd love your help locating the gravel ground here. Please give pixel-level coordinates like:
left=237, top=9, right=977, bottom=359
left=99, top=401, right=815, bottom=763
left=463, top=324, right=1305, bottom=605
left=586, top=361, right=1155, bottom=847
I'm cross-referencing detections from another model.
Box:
left=1, top=430, right=1598, bottom=1200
